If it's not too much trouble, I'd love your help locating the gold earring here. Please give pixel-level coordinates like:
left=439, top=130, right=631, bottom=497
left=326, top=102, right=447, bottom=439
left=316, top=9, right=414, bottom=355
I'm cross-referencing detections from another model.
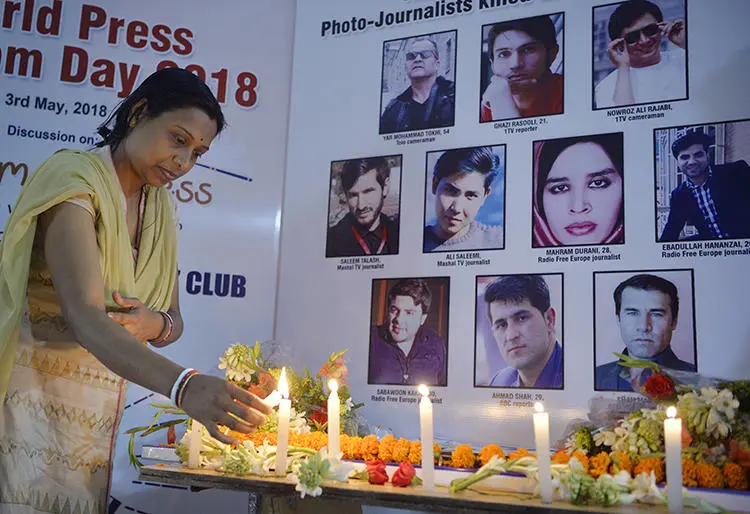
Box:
left=129, top=119, right=136, bottom=128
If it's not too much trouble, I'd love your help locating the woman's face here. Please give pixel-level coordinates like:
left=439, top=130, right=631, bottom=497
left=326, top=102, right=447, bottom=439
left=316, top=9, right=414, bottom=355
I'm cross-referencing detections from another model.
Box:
left=124, top=106, right=218, bottom=187
left=541, top=142, right=622, bottom=245
left=434, top=171, right=489, bottom=239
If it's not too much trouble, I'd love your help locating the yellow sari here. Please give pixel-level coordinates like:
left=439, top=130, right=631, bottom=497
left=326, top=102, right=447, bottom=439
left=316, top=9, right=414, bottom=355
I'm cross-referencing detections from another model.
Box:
left=0, top=147, right=177, bottom=513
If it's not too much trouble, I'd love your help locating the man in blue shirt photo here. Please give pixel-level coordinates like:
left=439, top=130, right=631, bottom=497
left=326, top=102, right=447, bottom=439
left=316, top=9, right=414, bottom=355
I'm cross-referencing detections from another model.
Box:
left=483, top=275, right=563, bottom=388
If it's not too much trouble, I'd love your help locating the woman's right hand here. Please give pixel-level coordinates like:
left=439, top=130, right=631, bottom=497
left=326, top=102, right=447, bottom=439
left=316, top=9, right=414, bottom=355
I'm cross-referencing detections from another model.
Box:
left=179, top=374, right=273, bottom=444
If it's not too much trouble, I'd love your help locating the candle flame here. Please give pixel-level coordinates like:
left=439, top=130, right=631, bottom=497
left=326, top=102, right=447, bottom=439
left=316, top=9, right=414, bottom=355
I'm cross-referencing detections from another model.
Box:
left=278, top=367, right=289, bottom=399
left=534, top=401, right=545, bottom=413
left=666, top=405, right=677, bottom=419
left=328, top=378, right=338, bottom=393
left=417, top=384, right=429, bottom=397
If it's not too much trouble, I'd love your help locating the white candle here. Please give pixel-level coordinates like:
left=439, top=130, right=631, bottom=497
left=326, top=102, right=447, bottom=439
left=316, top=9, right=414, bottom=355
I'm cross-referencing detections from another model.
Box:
left=532, top=402, right=553, bottom=504
left=327, top=379, right=341, bottom=458
left=664, top=406, right=683, bottom=513
left=418, top=384, right=434, bottom=492
left=188, top=420, right=203, bottom=469
left=275, top=367, right=291, bottom=477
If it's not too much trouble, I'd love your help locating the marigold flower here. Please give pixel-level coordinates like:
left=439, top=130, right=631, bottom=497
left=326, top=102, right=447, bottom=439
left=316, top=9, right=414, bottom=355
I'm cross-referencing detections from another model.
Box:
left=608, top=451, right=632, bottom=475
left=361, top=435, right=380, bottom=461
left=723, top=462, right=748, bottom=490
left=508, top=448, right=532, bottom=460
left=378, top=434, right=397, bottom=463
left=589, top=452, right=611, bottom=478
left=634, top=457, right=665, bottom=484
left=551, top=450, right=570, bottom=465
left=408, top=441, right=422, bottom=465
left=479, top=444, right=505, bottom=466
left=392, top=438, right=411, bottom=463
left=571, top=450, right=589, bottom=472
left=348, top=436, right=363, bottom=460
left=682, top=457, right=698, bottom=487
left=308, top=431, right=328, bottom=451
left=451, top=444, right=477, bottom=469
left=696, top=461, right=723, bottom=488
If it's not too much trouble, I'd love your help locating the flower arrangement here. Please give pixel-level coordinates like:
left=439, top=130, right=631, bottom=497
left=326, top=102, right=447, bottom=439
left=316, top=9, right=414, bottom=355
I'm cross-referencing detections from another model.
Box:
left=557, top=354, right=750, bottom=497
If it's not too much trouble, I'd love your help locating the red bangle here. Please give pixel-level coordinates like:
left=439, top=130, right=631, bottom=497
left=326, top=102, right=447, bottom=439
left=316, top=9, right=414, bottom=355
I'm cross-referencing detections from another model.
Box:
left=149, top=311, right=174, bottom=345
left=176, top=370, right=199, bottom=409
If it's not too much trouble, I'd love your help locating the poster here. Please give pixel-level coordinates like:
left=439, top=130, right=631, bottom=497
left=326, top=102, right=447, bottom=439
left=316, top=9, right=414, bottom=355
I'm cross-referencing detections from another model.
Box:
left=0, top=0, right=295, bottom=512
left=276, top=0, right=750, bottom=459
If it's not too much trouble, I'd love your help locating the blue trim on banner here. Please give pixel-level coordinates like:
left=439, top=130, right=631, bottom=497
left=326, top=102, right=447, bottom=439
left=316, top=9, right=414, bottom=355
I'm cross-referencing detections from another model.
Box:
left=195, top=162, right=252, bottom=182
left=124, top=393, right=156, bottom=410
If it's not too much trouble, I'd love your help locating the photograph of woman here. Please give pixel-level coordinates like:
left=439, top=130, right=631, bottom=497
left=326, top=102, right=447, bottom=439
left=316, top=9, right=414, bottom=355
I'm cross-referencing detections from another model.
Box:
left=0, top=68, right=272, bottom=513
left=532, top=132, right=624, bottom=247
left=423, top=145, right=505, bottom=253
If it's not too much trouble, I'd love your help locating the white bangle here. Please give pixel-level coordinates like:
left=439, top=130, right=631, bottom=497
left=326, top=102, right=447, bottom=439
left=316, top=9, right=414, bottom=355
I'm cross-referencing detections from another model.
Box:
left=170, top=368, right=196, bottom=406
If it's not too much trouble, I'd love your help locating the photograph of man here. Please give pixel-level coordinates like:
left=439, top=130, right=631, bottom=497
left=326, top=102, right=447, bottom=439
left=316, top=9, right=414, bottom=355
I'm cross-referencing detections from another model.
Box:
left=326, top=156, right=400, bottom=258
left=657, top=129, right=750, bottom=242
left=423, top=146, right=505, bottom=252
left=480, top=13, right=564, bottom=122
left=533, top=133, right=624, bottom=247
left=475, top=274, right=563, bottom=389
left=595, top=271, right=697, bottom=392
left=593, top=0, right=687, bottom=109
left=380, top=32, right=456, bottom=134
left=368, top=278, right=449, bottom=386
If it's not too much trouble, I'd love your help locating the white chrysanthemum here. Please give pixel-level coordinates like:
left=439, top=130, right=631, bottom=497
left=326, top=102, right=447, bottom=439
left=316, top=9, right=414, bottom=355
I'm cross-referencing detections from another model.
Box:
left=289, top=473, right=323, bottom=499
left=628, top=472, right=665, bottom=505
left=218, top=343, right=256, bottom=383
left=594, top=429, right=617, bottom=448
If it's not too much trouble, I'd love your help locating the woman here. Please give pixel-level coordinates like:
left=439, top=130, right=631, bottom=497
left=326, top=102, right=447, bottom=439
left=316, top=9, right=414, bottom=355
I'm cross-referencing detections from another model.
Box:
left=533, top=133, right=624, bottom=247
left=423, top=146, right=504, bottom=252
left=0, top=68, right=271, bottom=513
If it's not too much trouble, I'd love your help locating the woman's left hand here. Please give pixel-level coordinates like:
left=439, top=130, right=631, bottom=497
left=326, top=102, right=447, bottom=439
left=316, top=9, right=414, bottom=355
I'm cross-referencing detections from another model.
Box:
left=107, top=291, right=164, bottom=342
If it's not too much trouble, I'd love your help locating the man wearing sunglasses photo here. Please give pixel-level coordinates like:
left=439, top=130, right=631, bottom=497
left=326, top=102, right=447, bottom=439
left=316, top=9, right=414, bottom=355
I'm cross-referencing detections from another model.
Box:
left=594, top=0, right=686, bottom=109
left=380, top=34, right=456, bottom=134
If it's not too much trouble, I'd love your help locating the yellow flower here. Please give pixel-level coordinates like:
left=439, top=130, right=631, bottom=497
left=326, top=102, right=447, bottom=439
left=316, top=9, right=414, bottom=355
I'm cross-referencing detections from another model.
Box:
left=723, top=462, right=748, bottom=490
left=361, top=435, right=379, bottom=461
left=509, top=448, right=533, bottom=460
left=347, top=436, right=363, bottom=460
left=392, top=438, right=411, bottom=463
left=589, top=452, right=611, bottom=478
left=571, top=450, right=589, bottom=472
left=479, top=444, right=505, bottom=466
left=451, top=444, right=477, bottom=469
left=408, top=440, right=422, bottom=465
left=551, top=450, right=570, bottom=465
left=682, top=457, right=698, bottom=487
left=378, top=434, right=397, bottom=463
left=696, top=461, right=723, bottom=488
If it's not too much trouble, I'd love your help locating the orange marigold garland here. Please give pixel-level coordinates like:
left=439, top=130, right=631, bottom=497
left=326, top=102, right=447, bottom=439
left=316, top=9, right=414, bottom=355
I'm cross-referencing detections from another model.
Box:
left=479, top=444, right=505, bottom=465
left=589, top=451, right=611, bottom=479
left=508, top=447, right=533, bottom=460
left=609, top=451, right=632, bottom=475
left=361, top=435, right=380, bottom=461
left=696, top=461, right=723, bottom=489
left=451, top=444, right=477, bottom=469
left=552, top=450, right=571, bottom=465
left=408, top=440, right=422, bottom=465
left=723, top=461, right=748, bottom=490
left=570, top=450, right=589, bottom=472
left=634, top=457, right=665, bottom=484
left=378, top=434, right=397, bottom=462
left=392, top=438, right=411, bottom=463
left=682, top=457, right=699, bottom=487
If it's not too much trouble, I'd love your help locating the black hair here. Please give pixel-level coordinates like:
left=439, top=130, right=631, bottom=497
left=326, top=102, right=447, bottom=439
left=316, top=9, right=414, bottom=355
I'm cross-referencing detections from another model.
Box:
left=96, top=67, right=225, bottom=150
left=613, top=273, right=679, bottom=320
left=487, top=15, right=558, bottom=61
left=671, top=132, right=713, bottom=159
left=387, top=278, right=432, bottom=313
left=340, top=157, right=390, bottom=192
left=484, top=275, right=551, bottom=315
left=608, top=0, right=664, bottom=40
left=432, top=146, right=499, bottom=194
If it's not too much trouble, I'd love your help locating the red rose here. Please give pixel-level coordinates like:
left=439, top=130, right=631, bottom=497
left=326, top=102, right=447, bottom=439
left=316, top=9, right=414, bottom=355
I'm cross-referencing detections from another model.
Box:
left=643, top=374, right=676, bottom=400
left=366, top=460, right=388, bottom=485
left=391, top=462, right=416, bottom=487
left=310, top=407, right=328, bottom=426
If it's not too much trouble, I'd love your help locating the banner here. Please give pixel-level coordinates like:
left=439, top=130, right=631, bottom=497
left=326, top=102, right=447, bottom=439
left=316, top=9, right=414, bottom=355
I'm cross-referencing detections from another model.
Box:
left=276, top=0, right=750, bottom=462
left=0, top=0, right=295, bottom=512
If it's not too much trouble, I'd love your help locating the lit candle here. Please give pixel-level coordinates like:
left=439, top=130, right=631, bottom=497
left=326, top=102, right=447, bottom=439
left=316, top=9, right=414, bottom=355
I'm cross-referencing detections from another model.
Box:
left=418, top=384, right=434, bottom=492
left=664, top=406, right=683, bottom=513
left=275, top=367, right=291, bottom=477
left=188, top=420, right=203, bottom=469
left=327, top=379, right=341, bottom=458
left=532, top=402, right=553, bottom=504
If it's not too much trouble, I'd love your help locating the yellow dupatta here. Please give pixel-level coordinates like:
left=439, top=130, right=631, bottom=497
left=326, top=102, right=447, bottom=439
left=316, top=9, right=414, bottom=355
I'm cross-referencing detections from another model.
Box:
left=0, top=149, right=177, bottom=402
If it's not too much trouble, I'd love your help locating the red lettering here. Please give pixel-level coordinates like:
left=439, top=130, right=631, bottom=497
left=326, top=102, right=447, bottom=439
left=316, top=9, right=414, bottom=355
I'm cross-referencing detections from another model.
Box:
left=150, top=24, right=171, bottom=52
left=107, top=16, right=124, bottom=45
left=4, top=46, right=42, bottom=78
left=1, top=1, right=22, bottom=30
left=127, top=20, right=148, bottom=49
left=21, top=0, right=32, bottom=31
left=90, top=58, right=115, bottom=88
left=60, top=45, right=87, bottom=83
left=173, top=27, right=193, bottom=56
left=78, top=4, right=106, bottom=40
left=157, top=59, right=178, bottom=71
left=37, top=0, right=62, bottom=36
